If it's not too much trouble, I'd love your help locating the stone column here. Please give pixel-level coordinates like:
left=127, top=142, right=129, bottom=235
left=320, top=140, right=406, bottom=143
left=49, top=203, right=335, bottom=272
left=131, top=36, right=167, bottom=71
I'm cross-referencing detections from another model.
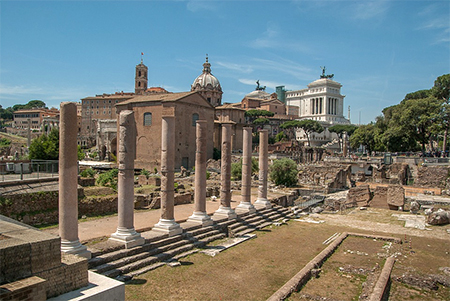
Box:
left=109, top=110, right=144, bottom=248
left=152, top=112, right=182, bottom=236
left=59, top=102, right=91, bottom=258
left=187, top=120, right=213, bottom=226
left=27, top=118, right=31, bottom=148
left=342, top=132, right=348, bottom=157
left=213, top=123, right=237, bottom=220
left=236, top=127, right=256, bottom=214
left=254, top=129, right=271, bottom=209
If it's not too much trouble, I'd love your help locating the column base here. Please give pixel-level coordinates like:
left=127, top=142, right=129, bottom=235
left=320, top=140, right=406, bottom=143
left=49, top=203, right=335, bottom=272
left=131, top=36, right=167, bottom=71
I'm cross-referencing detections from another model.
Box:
left=212, top=206, right=237, bottom=220
left=109, top=227, right=145, bottom=249
left=187, top=211, right=214, bottom=227
left=235, top=202, right=256, bottom=214
left=152, top=218, right=183, bottom=237
left=61, top=239, right=91, bottom=259
left=254, top=198, right=272, bottom=210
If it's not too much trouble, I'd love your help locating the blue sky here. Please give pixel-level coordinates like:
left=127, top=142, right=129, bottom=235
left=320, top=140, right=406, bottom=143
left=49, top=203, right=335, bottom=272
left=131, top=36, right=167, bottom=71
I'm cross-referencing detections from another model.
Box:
left=1, top=0, right=449, bottom=124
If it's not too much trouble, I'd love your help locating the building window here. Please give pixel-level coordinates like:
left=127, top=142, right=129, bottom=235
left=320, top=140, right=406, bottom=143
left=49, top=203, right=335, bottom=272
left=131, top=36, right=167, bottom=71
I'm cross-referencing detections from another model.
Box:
left=144, top=112, right=152, bottom=126
left=192, top=113, right=199, bottom=126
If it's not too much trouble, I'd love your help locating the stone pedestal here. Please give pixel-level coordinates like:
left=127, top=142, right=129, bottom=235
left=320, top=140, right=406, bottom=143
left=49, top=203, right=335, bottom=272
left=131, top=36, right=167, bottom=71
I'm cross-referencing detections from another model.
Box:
left=213, top=123, right=237, bottom=220
left=109, top=110, right=144, bottom=248
left=59, top=102, right=91, bottom=259
left=188, top=120, right=213, bottom=226
left=236, top=127, right=256, bottom=214
left=254, top=129, right=271, bottom=210
left=152, top=114, right=182, bottom=236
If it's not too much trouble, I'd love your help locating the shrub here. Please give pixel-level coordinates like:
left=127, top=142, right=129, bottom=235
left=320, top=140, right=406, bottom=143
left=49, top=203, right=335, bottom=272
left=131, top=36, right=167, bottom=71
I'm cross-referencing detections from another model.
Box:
left=231, top=158, right=259, bottom=180
left=269, top=158, right=298, bottom=187
left=140, top=168, right=150, bottom=177
left=80, top=168, right=96, bottom=178
left=96, top=168, right=119, bottom=190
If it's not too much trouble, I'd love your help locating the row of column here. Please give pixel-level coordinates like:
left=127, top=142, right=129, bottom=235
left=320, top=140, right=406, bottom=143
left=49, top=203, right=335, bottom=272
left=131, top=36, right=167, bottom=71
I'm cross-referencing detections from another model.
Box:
left=327, top=98, right=339, bottom=115
left=58, top=104, right=271, bottom=256
left=310, top=97, right=339, bottom=115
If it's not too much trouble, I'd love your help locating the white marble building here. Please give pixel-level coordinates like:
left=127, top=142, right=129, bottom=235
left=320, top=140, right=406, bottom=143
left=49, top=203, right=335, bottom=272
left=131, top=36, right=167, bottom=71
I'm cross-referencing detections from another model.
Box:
left=284, top=74, right=351, bottom=148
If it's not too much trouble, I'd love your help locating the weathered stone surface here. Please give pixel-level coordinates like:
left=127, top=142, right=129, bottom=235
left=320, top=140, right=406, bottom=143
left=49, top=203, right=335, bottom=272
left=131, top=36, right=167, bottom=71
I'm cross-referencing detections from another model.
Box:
left=410, top=201, right=420, bottom=214
left=137, top=175, right=148, bottom=186
left=387, top=185, right=405, bottom=207
left=426, top=209, right=450, bottom=225
left=298, top=164, right=351, bottom=189
left=370, top=186, right=389, bottom=209
left=346, top=185, right=371, bottom=207
left=415, top=166, right=450, bottom=189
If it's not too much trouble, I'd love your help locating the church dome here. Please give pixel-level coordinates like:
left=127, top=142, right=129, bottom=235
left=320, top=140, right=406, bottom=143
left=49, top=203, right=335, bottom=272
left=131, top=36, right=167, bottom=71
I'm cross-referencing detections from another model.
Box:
left=191, top=56, right=222, bottom=92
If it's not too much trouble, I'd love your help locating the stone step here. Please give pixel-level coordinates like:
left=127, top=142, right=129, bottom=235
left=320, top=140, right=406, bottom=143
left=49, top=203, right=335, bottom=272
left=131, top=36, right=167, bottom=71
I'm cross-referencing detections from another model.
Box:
left=91, top=237, right=192, bottom=274
left=88, top=234, right=185, bottom=269
left=103, top=243, right=196, bottom=278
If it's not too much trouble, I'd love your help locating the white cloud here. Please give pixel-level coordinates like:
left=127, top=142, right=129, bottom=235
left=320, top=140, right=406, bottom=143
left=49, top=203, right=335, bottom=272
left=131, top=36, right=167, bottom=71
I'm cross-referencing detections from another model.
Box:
left=216, top=61, right=254, bottom=74
left=352, top=0, right=390, bottom=20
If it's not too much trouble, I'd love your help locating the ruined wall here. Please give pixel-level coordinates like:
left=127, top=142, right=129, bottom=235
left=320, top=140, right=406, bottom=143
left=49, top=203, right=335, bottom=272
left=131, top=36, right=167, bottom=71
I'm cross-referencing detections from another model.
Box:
left=298, top=164, right=351, bottom=189
left=415, top=165, right=450, bottom=189
left=0, top=190, right=118, bottom=226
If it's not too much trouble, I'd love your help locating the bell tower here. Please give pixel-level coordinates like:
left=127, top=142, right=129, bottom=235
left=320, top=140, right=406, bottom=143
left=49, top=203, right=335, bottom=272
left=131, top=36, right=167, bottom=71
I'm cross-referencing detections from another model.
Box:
left=135, top=56, right=148, bottom=95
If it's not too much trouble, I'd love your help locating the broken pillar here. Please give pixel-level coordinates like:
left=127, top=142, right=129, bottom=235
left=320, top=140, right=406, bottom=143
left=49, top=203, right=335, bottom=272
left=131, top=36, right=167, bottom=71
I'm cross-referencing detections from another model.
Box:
left=213, top=123, right=237, bottom=220
left=254, top=129, right=271, bottom=209
left=109, top=110, right=145, bottom=248
left=152, top=112, right=183, bottom=236
left=59, top=102, right=91, bottom=258
left=187, top=120, right=213, bottom=226
left=236, top=127, right=256, bottom=214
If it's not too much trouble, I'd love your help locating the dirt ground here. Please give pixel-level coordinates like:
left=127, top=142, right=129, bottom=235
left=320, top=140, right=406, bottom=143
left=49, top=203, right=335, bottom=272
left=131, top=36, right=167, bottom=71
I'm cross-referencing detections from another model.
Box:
left=124, top=207, right=450, bottom=300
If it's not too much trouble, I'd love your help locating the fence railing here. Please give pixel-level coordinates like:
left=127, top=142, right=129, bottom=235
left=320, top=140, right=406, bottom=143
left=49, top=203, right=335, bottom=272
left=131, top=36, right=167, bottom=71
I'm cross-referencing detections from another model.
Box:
left=0, top=160, right=59, bottom=182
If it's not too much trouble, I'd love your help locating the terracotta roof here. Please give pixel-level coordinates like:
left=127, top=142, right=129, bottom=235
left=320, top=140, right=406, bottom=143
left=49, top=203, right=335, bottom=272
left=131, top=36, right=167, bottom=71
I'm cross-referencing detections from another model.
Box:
left=116, top=91, right=198, bottom=105
left=216, top=103, right=245, bottom=111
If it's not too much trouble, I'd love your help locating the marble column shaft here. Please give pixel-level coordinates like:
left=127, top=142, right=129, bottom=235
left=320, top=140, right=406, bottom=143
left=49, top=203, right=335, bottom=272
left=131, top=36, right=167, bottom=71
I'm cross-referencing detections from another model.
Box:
left=110, top=110, right=144, bottom=248
left=241, top=127, right=252, bottom=203
left=152, top=115, right=182, bottom=236
left=59, top=102, right=90, bottom=258
left=220, top=124, right=232, bottom=207
left=194, top=120, right=207, bottom=212
left=255, top=129, right=271, bottom=209
left=161, top=116, right=175, bottom=220
left=188, top=120, right=213, bottom=225
left=236, top=127, right=256, bottom=213
left=213, top=123, right=236, bottom=220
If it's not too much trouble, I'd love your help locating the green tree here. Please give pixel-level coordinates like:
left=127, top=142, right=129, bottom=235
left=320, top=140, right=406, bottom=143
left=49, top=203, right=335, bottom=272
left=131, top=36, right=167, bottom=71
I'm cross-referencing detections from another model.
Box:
left=432, top=74, right=450, bottom=153
left=29, top=128, right=59, bottom=160
left=280, top=119, right=324, bottom=146
left=77, top=145, right=85, bottom=161
left=275, top=131, right=288, bottom=142
left=25, top=100, right=47, bottom=109
left=231, top=158, right=258, bottom=180
left=269, top=158, right=298, bottom=187
left=349, top=124, right=381, bottom=153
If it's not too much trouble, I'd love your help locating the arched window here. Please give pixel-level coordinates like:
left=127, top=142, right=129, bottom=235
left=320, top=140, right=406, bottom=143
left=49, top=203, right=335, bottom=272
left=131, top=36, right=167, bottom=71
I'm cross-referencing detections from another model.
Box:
left=138, top=71, right=141, bottom=77
left=192, top=113, right=199, bottom=126
left=144, top=112, right=152, bottom=126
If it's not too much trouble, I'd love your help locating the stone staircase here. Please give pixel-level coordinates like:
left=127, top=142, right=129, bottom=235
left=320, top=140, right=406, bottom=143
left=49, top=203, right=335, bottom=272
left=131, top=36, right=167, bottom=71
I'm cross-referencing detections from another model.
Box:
left=88, top=206, right=294, bottom=280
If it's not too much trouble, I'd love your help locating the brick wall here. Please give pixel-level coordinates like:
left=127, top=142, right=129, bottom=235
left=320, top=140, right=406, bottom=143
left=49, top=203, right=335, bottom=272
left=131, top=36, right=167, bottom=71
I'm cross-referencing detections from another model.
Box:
left=0, top=276, right=47, bottom=301
left=36, top=254, right=88, bottom=299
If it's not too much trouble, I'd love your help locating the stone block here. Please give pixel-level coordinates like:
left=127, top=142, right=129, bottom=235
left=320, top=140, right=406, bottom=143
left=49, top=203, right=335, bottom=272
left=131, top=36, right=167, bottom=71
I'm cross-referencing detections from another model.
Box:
left=370, top=186, right=389, bottom=209
left=387, top=185, right=405, bottom=208
left=148, top=176, right=161, bottom=186
left=137, top=175, right=148, bottom=186
left=347, top=185, right=371, bottom=207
